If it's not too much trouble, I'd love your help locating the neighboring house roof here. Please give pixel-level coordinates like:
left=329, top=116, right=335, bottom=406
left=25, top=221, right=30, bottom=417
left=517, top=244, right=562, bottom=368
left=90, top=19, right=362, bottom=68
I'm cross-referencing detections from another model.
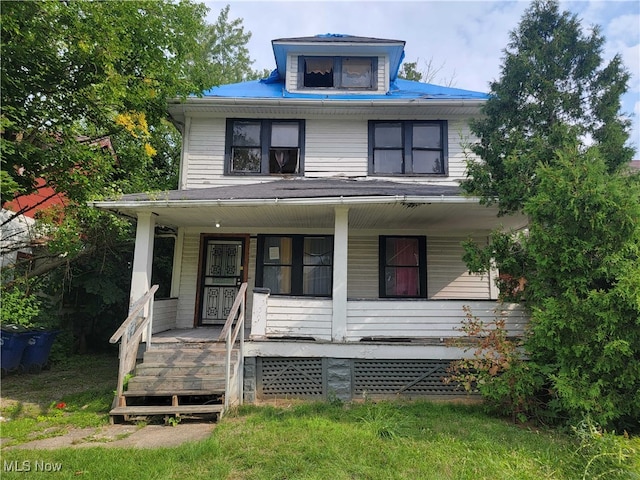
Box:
left=3, top=178, right=66, bottom=219
left=200, top=77, right=488, bottom=101
left=630, top=160, right=640, bottom=170
left=115, top=178, right=462, bottom=203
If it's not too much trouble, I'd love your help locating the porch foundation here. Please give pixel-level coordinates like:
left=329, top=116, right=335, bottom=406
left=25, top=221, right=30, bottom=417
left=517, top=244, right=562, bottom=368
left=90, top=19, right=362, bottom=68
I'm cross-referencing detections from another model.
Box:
left=244, top=356, right=469, bottom=403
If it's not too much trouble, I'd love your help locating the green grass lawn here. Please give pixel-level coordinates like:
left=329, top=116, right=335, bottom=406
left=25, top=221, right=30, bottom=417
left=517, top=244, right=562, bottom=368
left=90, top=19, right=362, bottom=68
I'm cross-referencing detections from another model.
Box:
left=1, top=355, right=638, bottom=479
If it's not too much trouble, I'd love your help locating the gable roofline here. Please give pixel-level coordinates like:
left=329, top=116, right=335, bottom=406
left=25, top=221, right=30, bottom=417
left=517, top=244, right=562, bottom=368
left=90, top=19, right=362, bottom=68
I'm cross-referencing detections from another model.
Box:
left=272, top=34, right=405, bottom=45
left=271, top=33, right=406, bottom=81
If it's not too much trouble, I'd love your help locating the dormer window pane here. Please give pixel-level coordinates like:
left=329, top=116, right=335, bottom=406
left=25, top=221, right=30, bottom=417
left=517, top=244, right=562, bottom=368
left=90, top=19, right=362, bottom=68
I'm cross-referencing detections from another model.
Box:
left=304, top=57, right=333, bottom=87
left=412, top=151, right=443, bottom=174
left=374, top=150, right=403, bottom=174
left=299, top=56, right=377, bottom=90
left=231, top=148, right=261, bottom=172
left=342, top=58, right=372, bottom=88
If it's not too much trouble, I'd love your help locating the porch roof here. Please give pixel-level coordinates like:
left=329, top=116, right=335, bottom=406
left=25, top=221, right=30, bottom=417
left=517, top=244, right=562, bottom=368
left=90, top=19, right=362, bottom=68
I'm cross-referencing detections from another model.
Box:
left=113, top=178, right=460, bottom=202
left=91, top=178, right=527, bottom=233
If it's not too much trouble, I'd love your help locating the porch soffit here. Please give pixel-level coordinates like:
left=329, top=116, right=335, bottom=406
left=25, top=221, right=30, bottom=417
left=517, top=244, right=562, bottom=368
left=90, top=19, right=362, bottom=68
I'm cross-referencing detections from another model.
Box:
left=91, top=179, right=527, bottom=233
left=168, top=102, right=484, bottom=123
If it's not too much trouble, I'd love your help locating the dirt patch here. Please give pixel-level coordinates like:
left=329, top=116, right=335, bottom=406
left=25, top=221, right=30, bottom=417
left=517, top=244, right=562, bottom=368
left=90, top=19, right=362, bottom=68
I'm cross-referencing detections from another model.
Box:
left=3, top=422, right=217, bottom=450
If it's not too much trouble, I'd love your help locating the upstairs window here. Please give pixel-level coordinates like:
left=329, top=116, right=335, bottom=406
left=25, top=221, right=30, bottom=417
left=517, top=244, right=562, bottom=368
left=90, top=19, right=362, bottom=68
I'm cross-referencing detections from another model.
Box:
left=299, top=56, right=376, bottom=90
left=369, top=120, right=448, bottom=175
left=226, top=119, right=304, bottom=175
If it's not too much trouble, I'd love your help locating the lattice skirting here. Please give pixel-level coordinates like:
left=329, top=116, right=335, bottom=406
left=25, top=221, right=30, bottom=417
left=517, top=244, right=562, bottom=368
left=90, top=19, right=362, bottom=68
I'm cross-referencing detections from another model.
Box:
left=257, top=358, right=325, bottom=398
left=353, top=359, right=458, bottom=397
left=252, top=357, right=465, bottom=400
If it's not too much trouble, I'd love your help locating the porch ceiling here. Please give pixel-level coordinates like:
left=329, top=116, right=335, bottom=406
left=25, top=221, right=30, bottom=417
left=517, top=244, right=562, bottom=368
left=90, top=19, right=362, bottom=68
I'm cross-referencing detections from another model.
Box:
left=96, top=201, right=526, bottom=234
left=91, top=178, right=527, bottom=233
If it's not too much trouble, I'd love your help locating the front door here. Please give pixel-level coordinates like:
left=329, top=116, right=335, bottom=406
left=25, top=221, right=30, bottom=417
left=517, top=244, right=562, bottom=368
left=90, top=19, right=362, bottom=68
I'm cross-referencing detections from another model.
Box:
left=198, top=238, right=246, bottom=325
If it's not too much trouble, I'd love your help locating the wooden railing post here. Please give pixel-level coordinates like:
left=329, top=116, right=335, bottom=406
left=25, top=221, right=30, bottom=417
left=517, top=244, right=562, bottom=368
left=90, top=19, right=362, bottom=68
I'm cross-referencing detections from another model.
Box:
left=219, top=282, right=247, bottom=410
left=110, top=285, right=159, bottom=405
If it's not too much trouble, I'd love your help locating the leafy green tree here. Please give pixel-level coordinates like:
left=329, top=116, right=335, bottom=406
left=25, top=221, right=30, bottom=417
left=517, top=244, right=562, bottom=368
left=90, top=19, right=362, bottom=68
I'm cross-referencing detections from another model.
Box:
left=459, top=0, right=639, bottom=430
left=1, top=1, right=255, bottom=351
left=461, top=0, right=633, bottom=215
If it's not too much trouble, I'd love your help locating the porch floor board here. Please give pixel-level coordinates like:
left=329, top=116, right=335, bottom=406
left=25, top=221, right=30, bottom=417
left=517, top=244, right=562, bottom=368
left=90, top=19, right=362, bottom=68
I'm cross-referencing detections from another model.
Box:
left=152, top=327, right=225, bottom=344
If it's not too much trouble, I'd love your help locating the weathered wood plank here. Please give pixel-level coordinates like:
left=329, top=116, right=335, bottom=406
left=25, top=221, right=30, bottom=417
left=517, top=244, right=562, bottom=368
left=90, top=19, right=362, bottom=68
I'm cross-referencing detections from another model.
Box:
left=110, top=405, right=223, bottom=416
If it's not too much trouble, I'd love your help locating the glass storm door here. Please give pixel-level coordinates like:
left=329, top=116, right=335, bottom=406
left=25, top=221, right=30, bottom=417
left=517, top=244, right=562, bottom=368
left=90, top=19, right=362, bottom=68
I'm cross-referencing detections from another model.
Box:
left=200, top=239, right=244, bottom=325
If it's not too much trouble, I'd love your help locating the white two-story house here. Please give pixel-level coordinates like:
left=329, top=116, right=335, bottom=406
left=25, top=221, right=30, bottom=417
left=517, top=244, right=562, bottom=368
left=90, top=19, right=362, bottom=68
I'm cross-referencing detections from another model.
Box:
left=94, top=34, right=527, bottom=416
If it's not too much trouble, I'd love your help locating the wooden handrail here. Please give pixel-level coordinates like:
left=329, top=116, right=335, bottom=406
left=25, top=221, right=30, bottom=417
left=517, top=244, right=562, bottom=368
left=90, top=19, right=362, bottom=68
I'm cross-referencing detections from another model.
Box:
left=218, top=282, right=248, bottom=342
left=220, top=282, right=247, bottom=411
left=110, top=285, right=159, bottom=344
left=111, top=285, right=159, bottom=403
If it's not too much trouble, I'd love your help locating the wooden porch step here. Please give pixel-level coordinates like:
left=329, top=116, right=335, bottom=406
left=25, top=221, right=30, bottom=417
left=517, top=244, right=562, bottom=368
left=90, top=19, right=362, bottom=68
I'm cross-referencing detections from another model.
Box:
left=127, top=378, right=226, bottom=392
left=122, top=389, right=224, bottom=397
left=110, top=404, right=224, bottom=416
left=134, top=364, right=227, bottom=376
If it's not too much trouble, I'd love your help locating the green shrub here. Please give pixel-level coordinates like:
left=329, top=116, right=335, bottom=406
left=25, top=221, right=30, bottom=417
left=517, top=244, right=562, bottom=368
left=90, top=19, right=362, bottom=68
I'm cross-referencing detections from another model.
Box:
left=446, top=306, right=545, bottom=423
left=0, top=283, right=41, bottom=327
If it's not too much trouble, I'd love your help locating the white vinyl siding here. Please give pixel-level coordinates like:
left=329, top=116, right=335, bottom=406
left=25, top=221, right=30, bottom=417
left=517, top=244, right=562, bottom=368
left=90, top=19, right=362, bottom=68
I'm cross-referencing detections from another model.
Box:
left=175, top=232, right=200, bottom=328
left=305, top=119, right=368, bottom=177
left=152, top=298, right=178, bottom=334
left=265, top=297, right=333, bottom=340
left=347, top=235, right=378, bottom=298
left=345, top=300, right=527, bottom=341
left=181, top=117, right=475, bottom=188
left=428, top=237, right=490, bottom=299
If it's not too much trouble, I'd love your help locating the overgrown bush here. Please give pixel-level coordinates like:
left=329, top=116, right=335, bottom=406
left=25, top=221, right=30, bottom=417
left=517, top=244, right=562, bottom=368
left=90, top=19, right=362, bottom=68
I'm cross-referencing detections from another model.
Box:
left=446, top=306, right=545, bottom=424
left=0, top=282, right=42, bottom=327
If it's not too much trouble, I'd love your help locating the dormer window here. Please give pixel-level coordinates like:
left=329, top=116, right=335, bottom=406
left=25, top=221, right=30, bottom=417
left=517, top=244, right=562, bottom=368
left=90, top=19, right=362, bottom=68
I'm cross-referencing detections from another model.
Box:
left=299, top=56, right=377, bottom=90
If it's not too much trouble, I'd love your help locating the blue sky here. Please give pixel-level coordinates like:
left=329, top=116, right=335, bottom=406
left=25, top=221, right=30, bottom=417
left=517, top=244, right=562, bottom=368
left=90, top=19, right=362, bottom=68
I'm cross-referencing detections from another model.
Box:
left=205, top=0, right=640, bottom=154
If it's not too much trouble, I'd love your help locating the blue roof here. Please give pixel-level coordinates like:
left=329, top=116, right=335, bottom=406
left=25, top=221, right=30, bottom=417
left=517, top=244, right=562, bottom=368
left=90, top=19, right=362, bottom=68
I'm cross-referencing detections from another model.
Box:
left=200, top=77, right=488, bottom=101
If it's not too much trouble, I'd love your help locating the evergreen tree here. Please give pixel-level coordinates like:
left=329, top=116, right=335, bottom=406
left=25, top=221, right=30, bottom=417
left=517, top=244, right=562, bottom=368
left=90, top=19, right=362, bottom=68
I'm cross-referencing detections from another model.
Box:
left=461, top=0, right=633, bottom=215
left=460, top=0, right=639, bottom=429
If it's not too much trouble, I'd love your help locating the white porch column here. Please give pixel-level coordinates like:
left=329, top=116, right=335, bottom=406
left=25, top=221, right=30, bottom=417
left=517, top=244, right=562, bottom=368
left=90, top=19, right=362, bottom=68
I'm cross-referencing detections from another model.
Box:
left=130, top=212, right=155, bottom=341
left=332, top=206, right=349, bottom=342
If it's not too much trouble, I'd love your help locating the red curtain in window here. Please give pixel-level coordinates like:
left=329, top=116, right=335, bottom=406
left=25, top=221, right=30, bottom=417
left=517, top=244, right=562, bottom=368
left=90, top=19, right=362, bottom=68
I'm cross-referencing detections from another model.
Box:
left=389, top=238, right=419, bottom=296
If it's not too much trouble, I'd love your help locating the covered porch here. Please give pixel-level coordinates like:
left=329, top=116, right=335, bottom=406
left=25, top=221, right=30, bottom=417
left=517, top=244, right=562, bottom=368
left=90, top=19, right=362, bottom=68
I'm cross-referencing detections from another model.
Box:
left=93, top=178, right=529, bottom=350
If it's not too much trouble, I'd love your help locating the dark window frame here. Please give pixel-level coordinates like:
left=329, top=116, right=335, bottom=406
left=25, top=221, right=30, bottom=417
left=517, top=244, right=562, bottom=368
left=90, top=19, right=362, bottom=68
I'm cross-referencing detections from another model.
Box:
left=256, top=234, right=334, bottom=297
left=379, top=235, right=427, bottom=299
left=368, top=120, right=448, bottom=176
left=297, top=56, right=378, bottom=90
left=225, top=119, right=305, bottom=175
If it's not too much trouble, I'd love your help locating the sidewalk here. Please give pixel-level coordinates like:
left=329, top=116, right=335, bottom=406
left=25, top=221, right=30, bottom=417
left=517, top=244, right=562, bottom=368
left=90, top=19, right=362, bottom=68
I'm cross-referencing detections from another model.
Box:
left=3, top=422, right=216, bottom=450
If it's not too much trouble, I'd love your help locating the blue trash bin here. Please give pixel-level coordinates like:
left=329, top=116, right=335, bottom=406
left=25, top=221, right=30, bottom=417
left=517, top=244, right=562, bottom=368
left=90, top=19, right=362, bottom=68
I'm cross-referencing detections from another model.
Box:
left=21, top=328, right=60, bottom=373
left=1, top=324, right=31, bottom=376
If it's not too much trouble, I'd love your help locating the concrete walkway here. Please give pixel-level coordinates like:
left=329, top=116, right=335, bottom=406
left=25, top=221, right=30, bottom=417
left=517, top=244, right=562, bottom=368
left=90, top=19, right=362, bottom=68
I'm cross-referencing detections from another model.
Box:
left=3, top=422, right=216, bottom=450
